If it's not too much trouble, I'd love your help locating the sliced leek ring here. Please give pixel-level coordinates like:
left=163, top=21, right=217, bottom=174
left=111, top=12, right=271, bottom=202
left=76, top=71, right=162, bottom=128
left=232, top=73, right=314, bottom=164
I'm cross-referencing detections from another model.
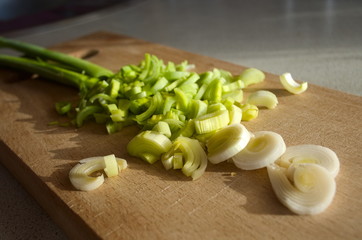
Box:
left=127, top=130, right=172, bottom=164
left=280, top=72, right=308, bottom=94
left=104, top=154, right=119, bottom=177
left=161, top=137, right=208, bottom=180
left=207, top=123, right=251, bottom=164
left=232, top=131, right=286, bottom=170
left=247, top=90, right=278, bottom=109
left=177, top=137, right=208, bottom=180
left=69, top=155, right=127, bottom=191
left=267, top=163, right=336, bottom=215
left=228, top=104, right=243, bottom=124
left=277, top=144, right=340, bottom=178
left=194, top=110, right=230, bottom=134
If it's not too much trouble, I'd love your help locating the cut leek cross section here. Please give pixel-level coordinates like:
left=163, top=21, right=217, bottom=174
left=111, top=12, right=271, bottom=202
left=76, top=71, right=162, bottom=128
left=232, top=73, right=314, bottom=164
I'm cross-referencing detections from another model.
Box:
left=236, top=68, right=265, bottom=87
left=127, top=130, right=172, bottom=164
left=277, top=144, right=340, bottom=178
left=69, top=154, right=127, bottom=191
left=177, top=137, right=208, bottom=180
left=247, top=90, right=278, bottom=109
left=280, top=72, right=308, bottom=94
left=232, top=131, right=286, bottom=170
left=267, top=163, right=336, bottom=215
left=207, top=123, right=251, bottom=164
left=161, top=136, right=208, bottom=180
left=194, top=110, right=230, bottom=134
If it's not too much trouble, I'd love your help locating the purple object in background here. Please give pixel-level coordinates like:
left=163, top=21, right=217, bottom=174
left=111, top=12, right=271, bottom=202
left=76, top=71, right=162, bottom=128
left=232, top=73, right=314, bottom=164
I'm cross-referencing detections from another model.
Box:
left=0, top=0, right=129, bottom=34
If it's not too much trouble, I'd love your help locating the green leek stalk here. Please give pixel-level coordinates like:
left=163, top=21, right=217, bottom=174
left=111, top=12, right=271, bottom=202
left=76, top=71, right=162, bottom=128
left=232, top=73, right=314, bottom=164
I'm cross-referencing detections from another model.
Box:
left=0, top=37, right=113, bottom=78
left=0, top=54, right=98, bottom=89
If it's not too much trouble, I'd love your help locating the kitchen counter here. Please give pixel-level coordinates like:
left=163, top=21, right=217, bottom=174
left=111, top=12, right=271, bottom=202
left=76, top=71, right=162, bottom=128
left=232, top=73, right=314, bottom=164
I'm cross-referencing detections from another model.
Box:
left=1, top=0, right=361, bottom=239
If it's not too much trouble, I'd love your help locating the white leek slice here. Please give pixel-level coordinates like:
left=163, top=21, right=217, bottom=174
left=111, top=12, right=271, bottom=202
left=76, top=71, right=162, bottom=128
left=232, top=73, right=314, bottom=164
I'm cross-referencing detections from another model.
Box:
left=152, top=121, right=172, bottom=138
left=228, top=105, right=243, bottom=125
left=267, top=163, right=336, bottom=215
left=232, top=131, right=286, bottom=170
left=280, top=73, right=308, bottom=94
left=239, top=104, right=259, bottom=121
left=176, top=136, right=208, bottom=180
left=161, top=155, right=174, bottom=170
left=277, top=144, right=340, bottom=178
left=207, top=123, right=251, bottom=164
left=237, top=68, right=265, bottom=87
left=247, top=90, right=278, bottom=109
left=127, top=130, right=172, bottom=164
left=194, top=110, right=230, bottom=134
left=104, top=154, right=119, bottom=177
left=70, top=157, right=105, bottom=191
left=173, top=152, right=184, bottom=169
left=69, top=155, right=127, bottom=191
left=117, top=158, right=128, bottom=171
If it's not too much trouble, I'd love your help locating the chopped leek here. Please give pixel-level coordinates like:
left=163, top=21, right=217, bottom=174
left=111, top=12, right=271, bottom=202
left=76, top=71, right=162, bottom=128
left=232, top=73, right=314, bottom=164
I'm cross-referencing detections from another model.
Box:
left=280, top=72, right=308, bottom=94
left=267, top=163, right=336, bottom=215
left=236, top=68, right=265, bottom=87
left=277, top=144, right=340, bottom=178
left=194, top=110, right=230, bottom=134
left=238, top=104, right=259, bottom=121
left=161, top=136, right=207, bottom=180
left=127, top=131, right=172, bottom=164
left=247, top=90, right=278, bottom=109
left=176, top=137, right=208, bottom=180
left=152, top=121, right=172, bottom=138
left=69, top=154, right=127, bottom=191
left=55, top=101, right=72, bottom=115
left=232, top=131, right=286, bottom=170
left=228, top=105, right=243, bottom=124
left=0, top=36, right=339, bottom=204
left=207, top=123, right=251, bottom=164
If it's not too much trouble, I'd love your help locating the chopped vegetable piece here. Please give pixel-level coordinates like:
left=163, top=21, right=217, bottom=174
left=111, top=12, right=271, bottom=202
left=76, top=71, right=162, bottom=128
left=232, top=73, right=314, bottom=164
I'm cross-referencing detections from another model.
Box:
left=152, top=121, right=172, bottom=138
left=207, top=123, right=251, bottom=164
left=69, top=154, right=127, bottom=191
left=267, top=163, right=336, bottom=215
left=194, top=110, right=230, bottom=134
left=75, top=106, right=103, bottom=127
left=239, top=104, right=259, bottom=121
left=232, top=131, right=286, bottom=170
left=127, top=131, right=172, bottom=164
left=103, top=154, right=119, bottom=177
left=174, top=136, right=208, bottom=180
left=55, top=101, right=72, bottom=115
left=280, top=73, right=308, bottom=94
left=228, top=105, right=242, bottom=124
left=247, top=90, right=278, bottom=109
left=236, top=68, right=265, bottom=87
left=277, top=145, right=340, bottom=178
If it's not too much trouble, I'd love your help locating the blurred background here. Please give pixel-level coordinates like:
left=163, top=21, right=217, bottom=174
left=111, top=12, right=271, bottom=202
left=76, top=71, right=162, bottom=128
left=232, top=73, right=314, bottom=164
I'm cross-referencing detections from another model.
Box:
left=0, top=0, right=362, bottom=239
left=0, top=0, right=131, bottom=33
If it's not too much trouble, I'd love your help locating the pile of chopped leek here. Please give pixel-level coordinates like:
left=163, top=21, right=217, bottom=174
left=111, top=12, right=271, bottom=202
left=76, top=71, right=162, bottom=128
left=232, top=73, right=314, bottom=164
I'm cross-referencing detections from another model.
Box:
left=1, top=37, right=339, bottom=215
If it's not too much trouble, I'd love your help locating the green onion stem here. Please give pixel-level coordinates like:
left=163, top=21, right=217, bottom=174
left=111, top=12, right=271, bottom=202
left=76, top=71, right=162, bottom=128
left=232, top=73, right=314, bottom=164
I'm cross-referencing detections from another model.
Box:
left=0, top=37, right=113, bottom=78
left=0, top=54, right=98, bottom=89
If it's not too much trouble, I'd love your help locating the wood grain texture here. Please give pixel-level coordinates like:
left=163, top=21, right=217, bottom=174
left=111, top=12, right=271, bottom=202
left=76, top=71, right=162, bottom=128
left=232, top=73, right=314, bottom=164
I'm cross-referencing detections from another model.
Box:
left=0, top=32, right=361, bottom=240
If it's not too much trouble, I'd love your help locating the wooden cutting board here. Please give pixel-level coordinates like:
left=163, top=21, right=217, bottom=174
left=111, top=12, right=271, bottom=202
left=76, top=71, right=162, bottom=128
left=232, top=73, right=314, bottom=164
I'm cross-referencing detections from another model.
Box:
left=0, top=32, right=361, bottom=240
